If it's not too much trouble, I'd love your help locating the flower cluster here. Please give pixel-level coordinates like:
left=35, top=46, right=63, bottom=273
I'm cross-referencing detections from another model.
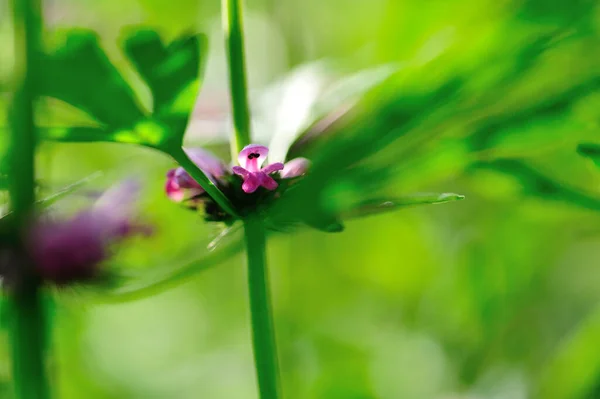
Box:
left=165, top=144, right=310, bottom=218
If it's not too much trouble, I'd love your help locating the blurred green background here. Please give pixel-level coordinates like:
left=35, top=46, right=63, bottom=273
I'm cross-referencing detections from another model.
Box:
left=3, top=0, right=600, bottom=398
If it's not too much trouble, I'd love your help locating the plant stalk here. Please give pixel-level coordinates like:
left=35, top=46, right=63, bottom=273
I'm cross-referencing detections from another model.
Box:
left=222, top=0, right=252, bottom=157
left=244, top=217, right=281, bottom=399
left=221, top=0, right=281, bottom=396
left=8, top=0, right=51, bottom=398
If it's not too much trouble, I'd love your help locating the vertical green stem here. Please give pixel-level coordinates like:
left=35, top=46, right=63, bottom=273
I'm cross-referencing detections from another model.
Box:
left=244, top=217, right=281, bottom=399
left=8, top=286, right=50, bottom=399
left=222, top=0, right=252, bottom=157
left=221, top=0, right=281, bottom=396
left=8, top=0, right=50, bottom=398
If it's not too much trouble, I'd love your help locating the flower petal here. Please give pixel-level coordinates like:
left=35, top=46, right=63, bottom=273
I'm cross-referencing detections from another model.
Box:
left=238, top=144, right=269, bottom=172
left=174, top=167, right=201, bottom=189
left=184, top=147, right=228, bottom=178
left=261, top=162, right=284, bottom=174
left=29, top=213, right=108, bottom=285
left=258, top=173, right=279, bottom=191
left=232, top=166, right=250, bottom=178
left=241, top=173, right=260, bottom=193
left=280, top=157, right=310, bottom=178
left=165, top=178, right=185, bottom=202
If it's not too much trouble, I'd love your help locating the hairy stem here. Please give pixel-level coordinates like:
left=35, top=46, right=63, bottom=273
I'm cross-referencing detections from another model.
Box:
left=222, top=0, right=252, bottom=157
left=171, top=147, right=239, bottom=218
left=8, top=0, right=51, bottom=398
left=244, top=217, right=281, bottom=398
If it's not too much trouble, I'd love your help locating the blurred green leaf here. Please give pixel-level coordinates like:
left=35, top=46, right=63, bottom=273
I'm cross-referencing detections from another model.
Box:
left=538, top=304, right=600, bottom=399
left=471, top=159, right=600, bottom=210
left=122, top=29, right=206, bottom=116
left=38, top=28, right=207, bottom=150
left=39, top=127, right=111, bottom=143
left=302, top=213, right=345, bottom=233
left=344, top=193, right=465, bottom=219
left=290, top=192, right=465, bottom=233
left=577, top=143, right=600, bottom=169
left=518, top=0, right=597, bottom=23
left=469, top=75, right=600, bottom=155
left=39, top=122, right=171, bottom=148
left=41, top=30, right=145, bottom=128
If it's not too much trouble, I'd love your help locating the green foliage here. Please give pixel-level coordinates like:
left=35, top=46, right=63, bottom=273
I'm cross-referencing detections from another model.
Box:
left=123, top=29, right=202, bottom=116
left=38, top=28, right=206, bottom=150
left=3, top=0, right=600, bottom=397
left=469, top=159, right=600, bottom=211
left=345, top=193, right=466, bottom=219
left=578, top=143, right=600, bottom=169
left=41, top=31, right=144, bottom=128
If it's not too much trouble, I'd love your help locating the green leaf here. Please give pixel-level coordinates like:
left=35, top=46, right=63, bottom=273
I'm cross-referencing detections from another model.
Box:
left=41, top=30, right=145, bottom=128
left=122, top=29, right=206, bottom=116
left=471, top=159, right=600, bottom=211
left=39, top=28, right=207, bottom=150
left=39, top=127, right=110, bottom=143
left=577, top=142, right=600, bottom=168
left=303, top=213, right=345, bottom=233
left=289, top=73, right=465, bottom=171
left=344, top=193, right=466, bottom=219
left=39, top=121, right=173, bottom=149
left=469, top=75, right=600, bottom=155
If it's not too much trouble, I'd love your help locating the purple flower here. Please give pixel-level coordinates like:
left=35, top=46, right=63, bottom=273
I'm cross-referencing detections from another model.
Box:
left=165, top=144, right=310, bottom=199
left=232, top=145, right=284, bottom=194
left=28, top=180, right=150, bottom=285
left=165, top=168, right=204, bottom=202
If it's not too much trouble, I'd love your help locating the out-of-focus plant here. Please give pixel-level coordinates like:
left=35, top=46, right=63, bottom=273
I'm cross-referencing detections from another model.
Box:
left=4, top=0, right=600, bottom=397
left=3, top=0, right=465, bottom=396
left=578, top=143, right=600, bottom=169
left=3, top=2, right=156, bottom=398
left=11, top=0, right=600, bottom=396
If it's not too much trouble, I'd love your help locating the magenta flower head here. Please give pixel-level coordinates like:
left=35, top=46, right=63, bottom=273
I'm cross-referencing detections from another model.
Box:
left=27, top=180, right=150, bottom=286
left=233, top=145, right=285, bottom=193
left=165, top=144, right=310, bottom=213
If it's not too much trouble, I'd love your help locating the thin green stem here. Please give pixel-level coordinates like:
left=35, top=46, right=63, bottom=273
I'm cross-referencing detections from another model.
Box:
left=8, top=285, right=50, bottom=399
left=171, top=147, right=239, bottom=218
left=221, top=0, right=281, bottom=396
left=244, top=217, right=281, bottom=399
left=222, top=0, right=252, bottom=158
left=8, top=0, right=51, bottom=398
